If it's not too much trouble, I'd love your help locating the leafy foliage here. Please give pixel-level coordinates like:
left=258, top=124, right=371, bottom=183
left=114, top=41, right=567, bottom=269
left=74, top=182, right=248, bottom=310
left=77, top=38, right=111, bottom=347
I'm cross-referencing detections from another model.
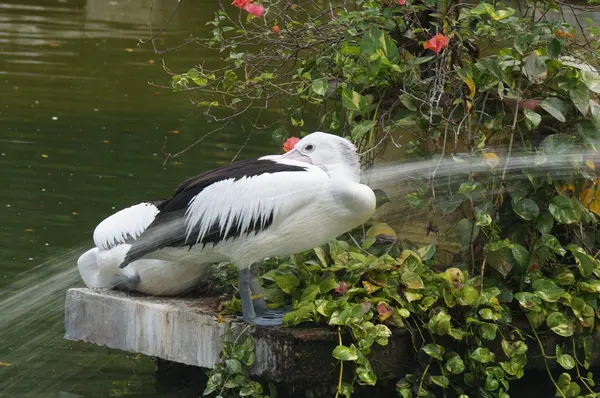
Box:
left=162, top=0, right=600, bottom=397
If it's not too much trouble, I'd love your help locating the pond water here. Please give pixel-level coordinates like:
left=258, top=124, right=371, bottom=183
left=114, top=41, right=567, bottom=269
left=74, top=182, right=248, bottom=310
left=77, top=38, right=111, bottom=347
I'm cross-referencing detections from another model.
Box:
left=0, top=0, right=276, bottom=396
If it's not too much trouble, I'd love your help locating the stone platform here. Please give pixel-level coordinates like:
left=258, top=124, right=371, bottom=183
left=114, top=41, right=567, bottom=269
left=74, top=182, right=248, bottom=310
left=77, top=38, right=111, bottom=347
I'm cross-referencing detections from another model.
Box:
left=64, top=288, right=412, bottom=383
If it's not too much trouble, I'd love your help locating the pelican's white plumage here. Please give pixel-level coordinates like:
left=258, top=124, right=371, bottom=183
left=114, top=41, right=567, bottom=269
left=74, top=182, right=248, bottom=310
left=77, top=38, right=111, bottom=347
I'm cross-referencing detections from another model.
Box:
left=77, top=201, right=211, bottom=296
left=79, top=131, right=376, bottom=325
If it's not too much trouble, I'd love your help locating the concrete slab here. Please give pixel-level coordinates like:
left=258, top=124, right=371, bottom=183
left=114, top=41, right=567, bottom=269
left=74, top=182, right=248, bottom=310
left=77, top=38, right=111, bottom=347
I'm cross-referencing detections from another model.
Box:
left=64, top=288, right=412, bottom=383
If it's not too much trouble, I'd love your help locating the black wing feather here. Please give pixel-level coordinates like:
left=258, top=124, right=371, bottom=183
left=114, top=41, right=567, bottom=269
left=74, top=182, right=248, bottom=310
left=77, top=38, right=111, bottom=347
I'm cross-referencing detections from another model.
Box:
left=120, top=158, right=307, bottom=268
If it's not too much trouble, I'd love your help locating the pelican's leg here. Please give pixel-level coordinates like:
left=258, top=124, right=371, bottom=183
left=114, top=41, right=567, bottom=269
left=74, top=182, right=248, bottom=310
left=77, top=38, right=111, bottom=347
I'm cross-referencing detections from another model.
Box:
left=238, top=266, right=283, bottom=326
left=249, top=263, right=288, bottom=321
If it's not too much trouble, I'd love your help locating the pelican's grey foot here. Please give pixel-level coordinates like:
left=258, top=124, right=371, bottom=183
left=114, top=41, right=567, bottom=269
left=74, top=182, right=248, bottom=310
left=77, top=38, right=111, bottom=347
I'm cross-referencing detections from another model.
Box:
left=239, top=267, right=284, bottom=326
left=244, top=314, right=284, bottom=326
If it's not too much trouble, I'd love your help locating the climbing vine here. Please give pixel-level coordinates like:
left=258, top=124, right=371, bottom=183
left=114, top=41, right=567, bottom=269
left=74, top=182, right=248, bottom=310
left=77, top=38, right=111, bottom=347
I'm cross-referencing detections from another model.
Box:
left=148, top=0, right=600, bottom=396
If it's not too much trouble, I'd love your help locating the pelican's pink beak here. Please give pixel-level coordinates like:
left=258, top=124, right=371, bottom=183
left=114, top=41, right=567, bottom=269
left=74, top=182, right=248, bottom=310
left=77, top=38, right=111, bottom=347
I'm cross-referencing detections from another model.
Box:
left=280, top=148, right=313, bottom=164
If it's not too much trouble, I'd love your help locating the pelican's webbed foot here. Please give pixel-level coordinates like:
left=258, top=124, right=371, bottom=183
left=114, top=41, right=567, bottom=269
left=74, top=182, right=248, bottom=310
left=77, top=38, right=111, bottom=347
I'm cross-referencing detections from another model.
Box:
left=238, top=266, right=287, bottom=326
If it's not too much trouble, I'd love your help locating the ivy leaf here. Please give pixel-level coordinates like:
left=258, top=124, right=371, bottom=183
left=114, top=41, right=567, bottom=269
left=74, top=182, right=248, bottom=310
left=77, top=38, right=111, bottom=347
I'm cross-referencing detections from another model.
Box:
left=457, top=218, right=479, bottom=251
left=547, top=38, right=562, bottom=59
left=430, top=375, right=450, bottom=388
left=523, top=53, right=547, bottom=82
left=311, top=78, right=328, bottom=96
left=359, top=27, right=399, bottom=64
left=351, top=120, right=376, bottom=140
left=479, top=323, right=498, bottom=340
left=536, top=211, right=554, bottom=234
left=569, top=81, right=590, bottom=116
left=399, top=94, right=417, bottom=111
left=422, top=343, right=445, bottom=360
left=428, top=310, right=452, bottom=336
left=511, top=244, right=531, bottom=268
left=225, top=359, right=244, bottom=374
left=546, top=312, right=574, bottom=337
left=457, top=285, right=479, bottom=306
left=533, top=278, right=564, bottom=302
left=541, top=234, right=566, bottom=256
left=401, top=271, right=425, bottom=289
left=470, top=347, right=495, bottom=364
left=332, top=345, right=358, bottom=361
left=566, top=244, right=596, bottom=276
left=445, top=353, right=465, bottom=374
left=549, top=196, right=581, bottom=224
left=417, top=244, right=436, bottom=261
left=556, top=345, right=575, bottom=370
left=540, top=98, right=567, bottom=122
left=580, top=70, right=600, bottom=93
left=487, top=247, right=515, bottom=278
left=342, top=88, right=370, bottom=114
left=512, top=198, right=540, bottom=220
left=514, top=292, right=541, bottom=310
left=524, top=108, right=542, bottom=130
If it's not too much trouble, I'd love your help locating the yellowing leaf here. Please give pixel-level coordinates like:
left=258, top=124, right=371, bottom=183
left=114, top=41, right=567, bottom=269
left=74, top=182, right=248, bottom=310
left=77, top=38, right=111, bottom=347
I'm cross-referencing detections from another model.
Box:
left=580, top=179, right=600, bottom=216
left=586, top=159, right=595, bottom=170
left=362, top=281, right=381, bottom=294
left=366, top=223, right=397, bottom=240
left=558, top=183, right=575, bottom=194
left=0, top=362, right=11, bottom=367
left=465, top=76, right=476, bottom=99
left=483, top=152, right=500, bottom=168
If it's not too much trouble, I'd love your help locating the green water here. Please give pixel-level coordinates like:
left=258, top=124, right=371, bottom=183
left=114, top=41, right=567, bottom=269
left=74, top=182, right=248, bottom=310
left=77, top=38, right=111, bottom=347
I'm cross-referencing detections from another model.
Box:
left=0, top=0, right=276, bottom=396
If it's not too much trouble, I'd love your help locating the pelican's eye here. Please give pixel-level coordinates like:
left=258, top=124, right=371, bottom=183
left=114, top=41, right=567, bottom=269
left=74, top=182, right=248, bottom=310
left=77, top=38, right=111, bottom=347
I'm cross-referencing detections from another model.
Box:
left=303, top=144, right=315, bottom=153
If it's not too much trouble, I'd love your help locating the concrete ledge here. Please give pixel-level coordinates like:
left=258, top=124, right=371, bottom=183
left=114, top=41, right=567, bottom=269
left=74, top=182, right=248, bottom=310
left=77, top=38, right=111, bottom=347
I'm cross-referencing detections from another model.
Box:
left=64, top=288, right=412, bottom=383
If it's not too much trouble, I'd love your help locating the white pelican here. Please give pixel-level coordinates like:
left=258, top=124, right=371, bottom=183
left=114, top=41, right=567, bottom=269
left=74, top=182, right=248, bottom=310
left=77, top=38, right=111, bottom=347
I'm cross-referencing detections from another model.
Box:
left=82, top=132, right=375, bottom=325
left=77, top=200, right=213, bottom=296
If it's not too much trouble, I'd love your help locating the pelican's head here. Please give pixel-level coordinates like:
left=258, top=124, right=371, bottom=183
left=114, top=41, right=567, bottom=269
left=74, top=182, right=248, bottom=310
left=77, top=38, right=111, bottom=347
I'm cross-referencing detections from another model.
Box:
left=280, top=132, right=360, bottom=180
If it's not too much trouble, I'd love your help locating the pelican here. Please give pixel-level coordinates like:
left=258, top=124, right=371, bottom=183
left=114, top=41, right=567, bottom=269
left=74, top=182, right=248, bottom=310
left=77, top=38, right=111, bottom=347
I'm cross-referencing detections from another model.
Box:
left=113, top=132, right=376, bottom=325
left=77, top=200, right=212, bottom=296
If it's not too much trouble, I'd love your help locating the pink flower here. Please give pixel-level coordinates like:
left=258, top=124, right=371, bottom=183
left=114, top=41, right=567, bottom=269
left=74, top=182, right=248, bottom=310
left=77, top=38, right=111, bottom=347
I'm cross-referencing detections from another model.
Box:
left=282, top=137, right=300, bottom=152
left=396, top=0, right=406, bottom=4
left=232, top=0, right=251, bottom=8
left=244, top=3, right=264, bottom=17
left=423, top=33, right=450, bottom=54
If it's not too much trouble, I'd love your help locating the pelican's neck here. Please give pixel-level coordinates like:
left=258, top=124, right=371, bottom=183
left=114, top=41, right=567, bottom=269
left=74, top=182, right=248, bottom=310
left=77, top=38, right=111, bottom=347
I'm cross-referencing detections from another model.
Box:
left=326, top=163, right=361, bottom=183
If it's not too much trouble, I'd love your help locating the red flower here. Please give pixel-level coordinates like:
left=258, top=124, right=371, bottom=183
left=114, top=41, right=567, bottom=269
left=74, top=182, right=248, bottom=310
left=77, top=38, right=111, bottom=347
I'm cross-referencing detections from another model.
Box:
left=244, top=3, right=264, bottom=17
left=423, top=33, right=450, bottom=54
left=335, top=281, right=351, bottom=295
left=232, top=0, right=251, bottom=8
left=282, top=137, right=300, bottom=152
left=556, top=30, right=573, bottom=40
left=272, top=24, right=280, bottom=34
left=396, top=0, right=406, bottom=4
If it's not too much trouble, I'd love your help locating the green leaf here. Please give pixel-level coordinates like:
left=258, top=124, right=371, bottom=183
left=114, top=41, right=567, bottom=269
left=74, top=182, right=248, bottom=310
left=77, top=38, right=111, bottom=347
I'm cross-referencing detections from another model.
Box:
left=422, top=343, right=445, bottom=360
left=580, top=70, right=600, bottom=93
left=569, top=81, right=590, bottom=116
left=428, top=310, right=451, bottom=336
left=511, top=244, right=531, bottom=268
left=552, top=268, right=575, bottom=286
left=523, top=53, right=547, bottom=82
left=417, top=244, right=436, bottom=261
left=445, top=353, right=465, bottom=374
left=524, top=108, right=542, bottom=130
left=359, top=27, right=400, bottom=64
left=541, top=234, right=566, bottom=256
left=399, top=94, right=417, bottom=111
left=351, top=120, right=376, bottom=140
left=319, top=274, right=337, bottom=293
left=514, top=292, right=541, bottom=310
left=533, top=278, right=564, bottom=302
left=512, top=198, right=540, bottom=220
left=268, top=271, right=300, bottom=294
left=457, top=218, right=479, bottom=251
left=458, top=181, right=482, bottom=195
left=430, top=375, right=449, bottom=388
left=540, top=98, right=568, bottom=122
left=332, top=345, right=358, bottom=361
left=341, top=88, right=369, bottom=114
left=225, top=359, right=243, bottom=374
left=549, top=196, right=581, bottom=224
left=479, top=323, right=498, bottom=340
left=311, top=78, right=328, bottom=96
left=556, top=345, right=575, bottom=370
left=566, top=244, right=596, bottom=276
left=470, top=347, right=495, bottom=364
left=536, top=211, right=554, bottom=234
left=546, top=312, right=574, bottom=337
left=487, top=247, right=515, bottom=278
left=401, top=271, right=425, bottom=289
left=457, top=285, right=479, bottom=306
left=547, top=38, right=562, bottom=59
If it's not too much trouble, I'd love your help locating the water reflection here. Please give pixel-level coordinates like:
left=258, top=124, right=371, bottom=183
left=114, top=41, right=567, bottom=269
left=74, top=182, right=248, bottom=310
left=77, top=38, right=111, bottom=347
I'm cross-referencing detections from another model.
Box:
left=0, top=0, right=275, bottom=396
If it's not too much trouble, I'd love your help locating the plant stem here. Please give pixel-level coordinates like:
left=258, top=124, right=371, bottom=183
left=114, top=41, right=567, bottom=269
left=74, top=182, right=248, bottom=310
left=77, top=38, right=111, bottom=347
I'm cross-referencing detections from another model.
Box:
left=529, top=322, right=567, bottom=398
left=335, top=327, right=344, bottom=398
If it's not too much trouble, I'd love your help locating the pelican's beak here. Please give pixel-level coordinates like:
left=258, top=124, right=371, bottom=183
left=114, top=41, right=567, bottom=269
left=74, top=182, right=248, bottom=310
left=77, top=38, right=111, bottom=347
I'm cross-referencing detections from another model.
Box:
left=281, top=148, right=313, bottom=164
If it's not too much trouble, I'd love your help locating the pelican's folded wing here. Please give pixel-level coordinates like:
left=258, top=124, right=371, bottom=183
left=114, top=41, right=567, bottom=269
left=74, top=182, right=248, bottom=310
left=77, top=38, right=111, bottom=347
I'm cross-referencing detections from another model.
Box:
left=92, top=201, right=164, bottom=250
left=120, top=158, right=326, bottom=268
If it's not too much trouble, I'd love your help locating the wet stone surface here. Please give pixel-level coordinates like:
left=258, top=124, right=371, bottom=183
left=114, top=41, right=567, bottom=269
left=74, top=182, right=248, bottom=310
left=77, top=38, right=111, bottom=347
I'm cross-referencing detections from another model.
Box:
left=64, top=288, right=413, bottom=384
